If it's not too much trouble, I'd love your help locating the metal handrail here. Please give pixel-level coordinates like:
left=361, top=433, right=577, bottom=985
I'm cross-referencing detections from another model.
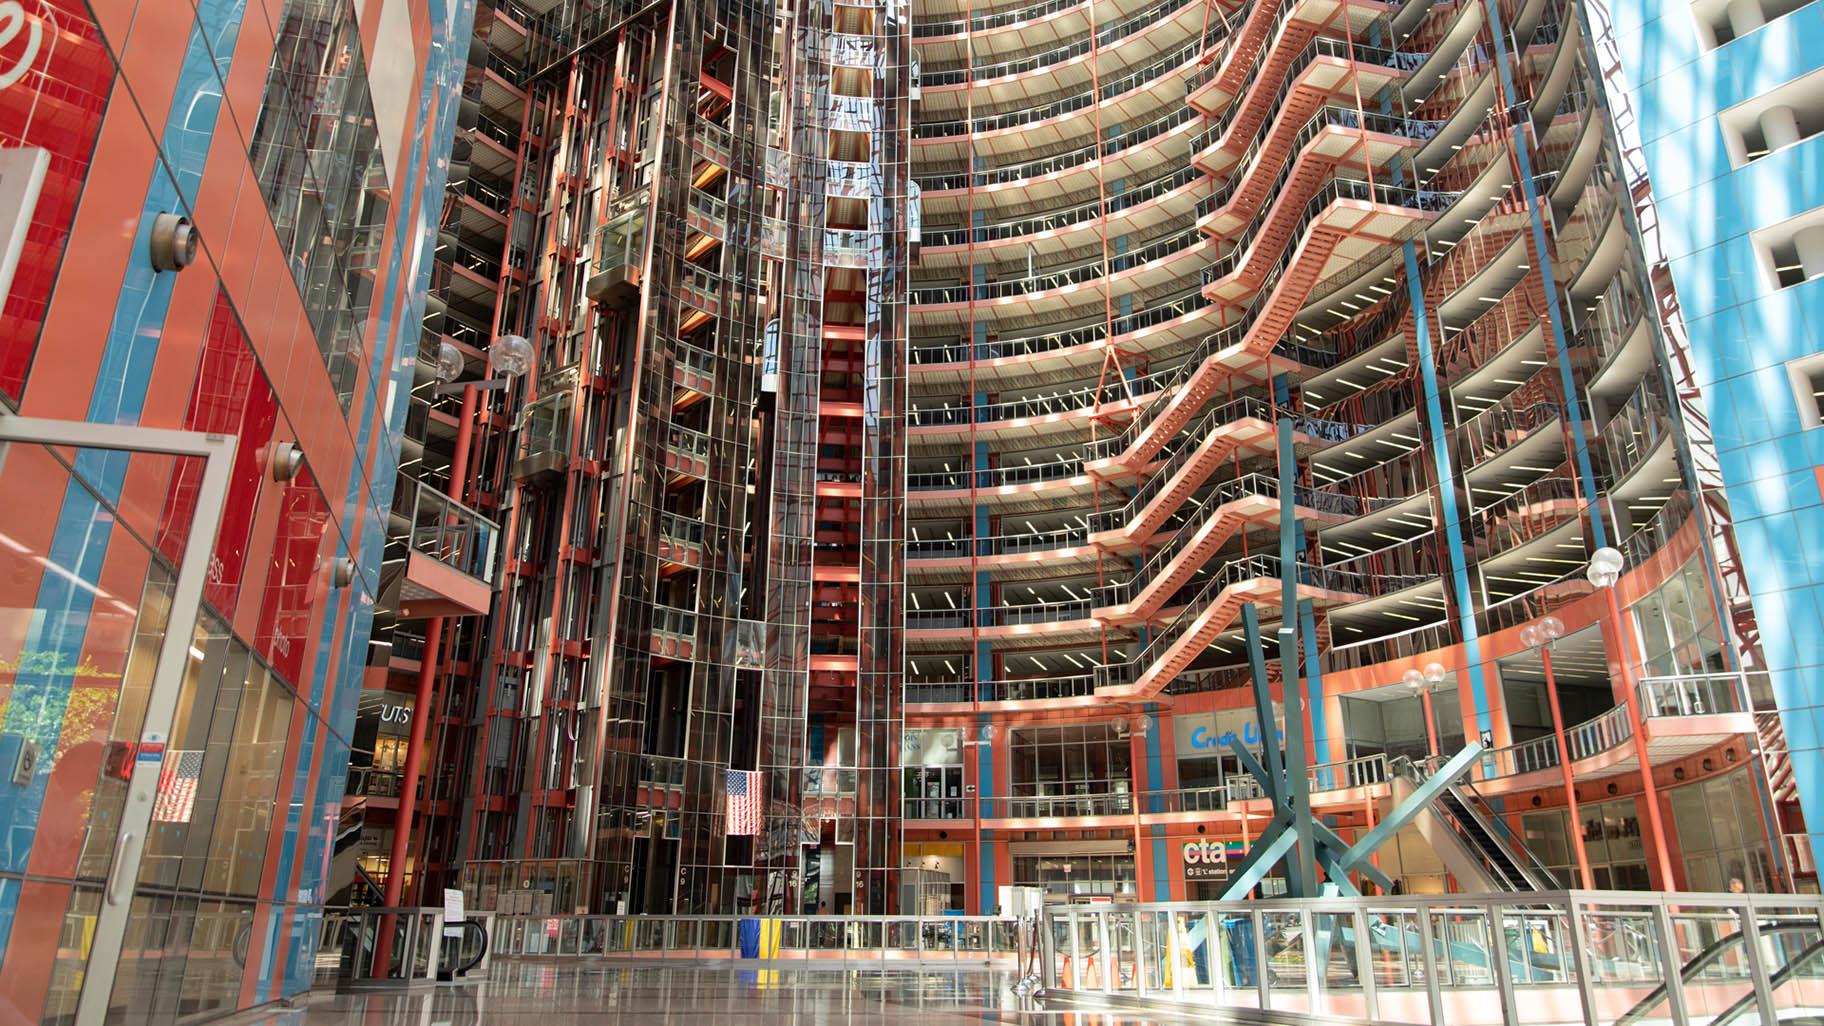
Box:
left=391, top=475, right=500, bottom=584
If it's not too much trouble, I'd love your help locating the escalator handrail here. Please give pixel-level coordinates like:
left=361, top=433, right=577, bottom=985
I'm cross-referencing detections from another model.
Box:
left=1454, top=776, right=1562, bottom=890
left=1615, top=920, right=1822, bottom=1026
left=440, top=917, right=491, bottom=976
left=1391, top=757, right=1555, bottom=890
left=1708, top=934, right=1824, bottom=1026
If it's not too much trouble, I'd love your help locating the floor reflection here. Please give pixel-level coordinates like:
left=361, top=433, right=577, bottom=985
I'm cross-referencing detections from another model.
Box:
left=240, top=964, right=1216, bottom=1025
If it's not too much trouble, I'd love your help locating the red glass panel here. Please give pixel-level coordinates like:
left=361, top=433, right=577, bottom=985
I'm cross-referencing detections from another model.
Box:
left=156, top=291, right=279, bottom=615
left=0, top=0, right=116, bottom=400
left=254, top=469, right=330, bottom=684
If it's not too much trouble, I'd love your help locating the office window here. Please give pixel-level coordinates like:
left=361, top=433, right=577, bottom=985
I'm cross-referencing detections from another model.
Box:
left=1691, top=0, right=1811, bottom=50
left=1789, top=352, right=1824, bottom=428
left=1750, top=207, right=1824, bottom=290
left=1719, top=68, right=1824, bottom=166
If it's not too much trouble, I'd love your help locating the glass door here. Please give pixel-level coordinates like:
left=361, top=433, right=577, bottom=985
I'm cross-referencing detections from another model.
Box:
left=0, top=416, right=235, bottom=1026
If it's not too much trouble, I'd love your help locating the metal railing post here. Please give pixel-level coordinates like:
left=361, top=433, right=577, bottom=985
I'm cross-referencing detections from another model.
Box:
left=1487, top=899, right=1519, bottom=1026
left=1253, top=909, right=1270, bottom=1011
left=1565, top=895, right=1601, bottom=1026
left=1648, top=901, right=1693, bottom=1026
left=1353, top=907, right=1378, bottom=1022
left=1415, top=901, right=1445, bottom=1026
left=1736, top=900, right=1780, bottom=1026
left=1302, top=907, right=1320, bottom=1011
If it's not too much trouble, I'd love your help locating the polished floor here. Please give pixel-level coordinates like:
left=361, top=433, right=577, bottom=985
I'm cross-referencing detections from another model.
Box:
left=250, top=964, right=1226, bottom=1025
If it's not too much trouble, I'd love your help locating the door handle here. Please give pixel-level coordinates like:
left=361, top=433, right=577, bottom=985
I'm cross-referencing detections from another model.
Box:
left=106, top=830, right=137, bottom=907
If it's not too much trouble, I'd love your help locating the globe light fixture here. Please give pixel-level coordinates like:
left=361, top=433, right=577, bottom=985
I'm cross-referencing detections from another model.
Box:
left=433, top=340, right=465, bottom=383
left=489, top=333, right=533, bottom=378
left=1586, top=546, right=1625, bottom=589
left=1422, top=662, right=1447, bottom=685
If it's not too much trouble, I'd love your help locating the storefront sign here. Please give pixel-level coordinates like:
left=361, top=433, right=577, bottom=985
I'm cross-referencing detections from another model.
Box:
left=1172, top=705, right=1284, bottom=755
left=901, top=727, right=963, bottom=766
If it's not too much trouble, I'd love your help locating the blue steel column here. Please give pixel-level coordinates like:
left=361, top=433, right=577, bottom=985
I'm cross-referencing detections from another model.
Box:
left=1404, top=241, right=1493, bottom=743
left=1512, top=126, right=1612, bottom=550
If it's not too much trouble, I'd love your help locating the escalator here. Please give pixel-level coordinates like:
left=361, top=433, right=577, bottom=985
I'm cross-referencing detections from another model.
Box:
left=1392, top=758, right=1558, bottom=892
left=1618, top=920, right=1824, bottom=1026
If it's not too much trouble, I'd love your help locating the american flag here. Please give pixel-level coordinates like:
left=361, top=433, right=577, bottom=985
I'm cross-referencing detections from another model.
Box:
left=153, top=750, right=205, bottom=823
left=726, top=769, right=761, bottom=836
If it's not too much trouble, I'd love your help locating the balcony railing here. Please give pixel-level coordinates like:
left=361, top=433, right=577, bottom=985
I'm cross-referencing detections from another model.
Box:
left=393, top=475, right=500, bottom=584
left=915, top=104, right=1200, bottom=192
left=917, top=0, right=1198, bottom=86
left=1225, top=753, right=1389, bottom=801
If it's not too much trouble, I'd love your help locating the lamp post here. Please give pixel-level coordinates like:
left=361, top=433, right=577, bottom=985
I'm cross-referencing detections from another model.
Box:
left=380, top=336, right=528, bottom=931
left=961, top=723, right=994, bottom=914
left=1522, top=615, right=1593, bottom=888
left=1587, top=546, right=1678, bottom=889
left=1403, top=664, right=1444, bottom=758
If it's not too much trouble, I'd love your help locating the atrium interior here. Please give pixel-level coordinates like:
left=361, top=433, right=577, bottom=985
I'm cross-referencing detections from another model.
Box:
left=1, top=0, right=1823, bottom=1021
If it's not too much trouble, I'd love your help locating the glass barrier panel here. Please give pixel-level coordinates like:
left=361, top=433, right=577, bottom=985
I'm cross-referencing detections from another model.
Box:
left=425, top=914, right=446, bottom=976
left=635, top=918, right=664, bottom=952
left=1262, top=911, right=1309, bottom=1009
left=701, top=919, right=732, bottom=954
left=1219, top=912, right=1263, bottom=1010
left=581, top=917, right=606, bottom=955
left=1582, top=904, right=1677, bottom=1025
left=1175, top=910, right=1215, bottom=991
left=992, top=919, right=1017, bottom=957
left=1142, top=910, right=1171, bottom=993
left=1505, top=908, right=1573, bottom=985
left=1315, top=911, right=1367, bottom=1020
left=1762, top=908, right=1824, bottom=1025
left=959, top=919, right=986, bottom=953
left=1075, top=915, right=1106, bottom=991
left=558, top=916, right=580, bottom=955
left=1108, top=910, right=1140, bottom=992
left=1437, top=909, right=1497, bottom=989
left=780, top=918, right=806, bottom=955
left=809, top=919, right=843, bottom=952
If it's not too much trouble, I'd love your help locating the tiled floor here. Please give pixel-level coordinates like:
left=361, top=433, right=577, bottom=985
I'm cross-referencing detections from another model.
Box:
left=250, top=964, right=1207, bottom=1025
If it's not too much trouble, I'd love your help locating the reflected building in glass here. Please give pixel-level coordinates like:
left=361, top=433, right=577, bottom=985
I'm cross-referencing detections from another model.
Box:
left=0, top=0, right=475, bottom=1019
left=1594, top=0, right=1824, bottom=882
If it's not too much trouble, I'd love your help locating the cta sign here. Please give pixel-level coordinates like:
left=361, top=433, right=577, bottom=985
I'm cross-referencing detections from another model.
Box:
left=1182, top=839, right=1236, bottom=881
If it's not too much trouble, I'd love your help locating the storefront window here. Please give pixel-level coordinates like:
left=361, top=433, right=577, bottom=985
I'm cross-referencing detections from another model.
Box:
left=1671, top=769, right=1772, bottom=891
left=901, top=728, right=964, bottom=818
left=1012, top=853, right=1136, bottom=899
left=1522, top=797, right=1651, bottom=889
left=1341, top=687, right=1462, bottom=762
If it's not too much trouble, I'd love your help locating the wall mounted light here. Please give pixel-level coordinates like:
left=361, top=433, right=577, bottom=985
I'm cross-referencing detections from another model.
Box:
left=268, top=441, right=304, bottom=481
left=149, top=213, right=198, bottom=272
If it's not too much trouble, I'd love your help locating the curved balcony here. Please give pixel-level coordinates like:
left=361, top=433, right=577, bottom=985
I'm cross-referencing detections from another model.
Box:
left=913, top=0, right=1087, bottom=40
left=911, top=220, right=1205, bottom=310
left=907, top=286, right=1212, bottom=374
left=916, top=0, right=1202, bottom=92
left=914, top=103, right=1199, bottom=196
left=1464, top=672, right=1754, bottom=793
left=912, top=37, right=1202, bottom=146
left=919, top=162, right=1201, bottom=255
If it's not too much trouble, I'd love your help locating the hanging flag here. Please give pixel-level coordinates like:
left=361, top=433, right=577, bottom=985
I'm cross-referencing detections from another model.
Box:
left=153, top=750, right=205, bottom=823
left=726, top=768, right=762, bottom=836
